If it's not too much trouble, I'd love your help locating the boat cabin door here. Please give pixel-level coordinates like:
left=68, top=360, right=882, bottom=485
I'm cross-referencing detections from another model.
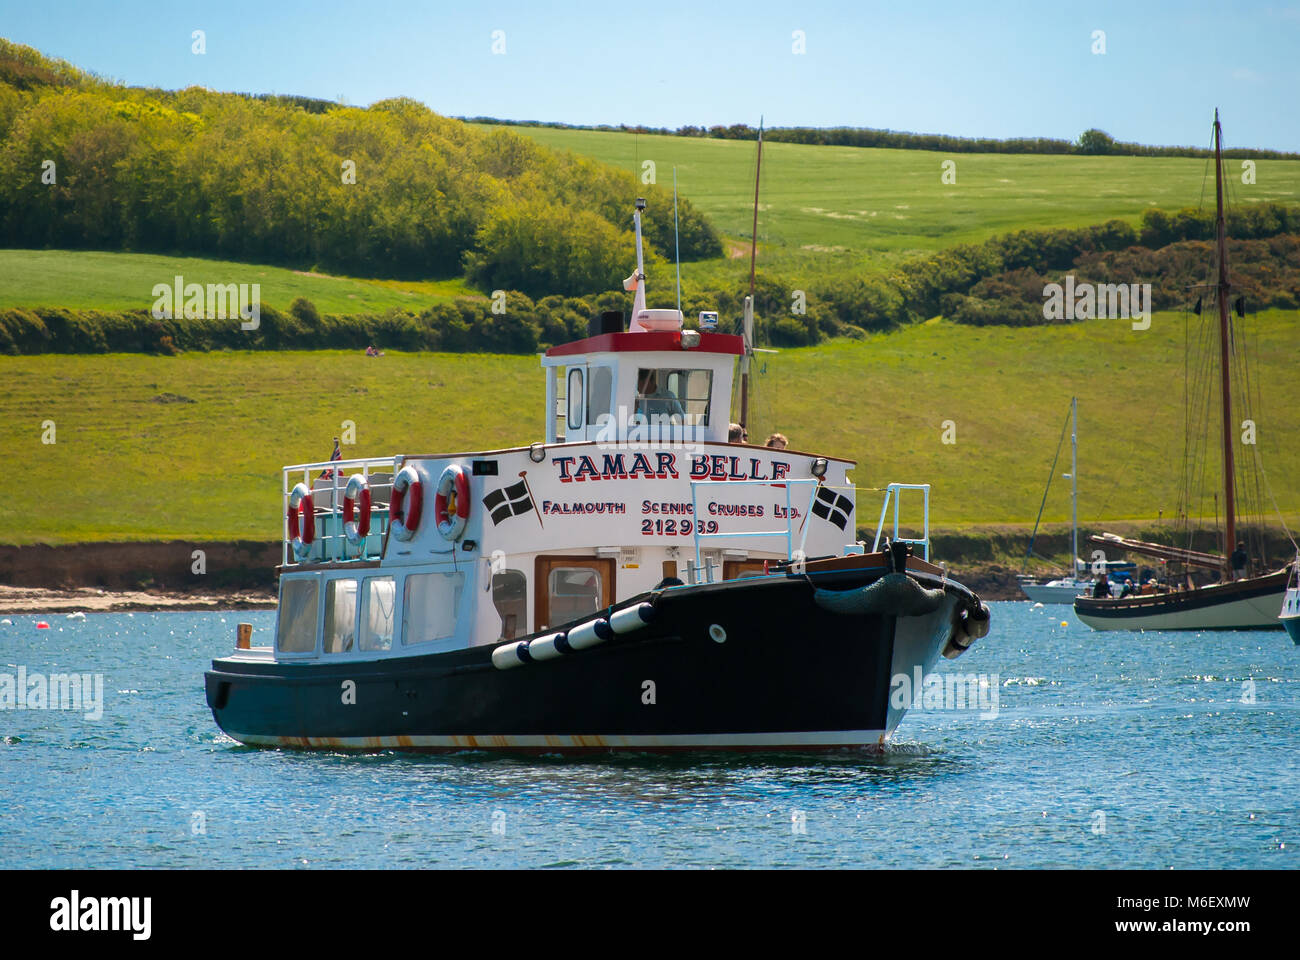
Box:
left=535, top=556, right=615, bottom=631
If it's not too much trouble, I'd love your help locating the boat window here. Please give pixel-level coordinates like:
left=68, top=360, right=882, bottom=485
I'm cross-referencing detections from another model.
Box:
left=359, top=576, right=396, bottom=651
left=492, top=569, right=527, bottom=640
left=567, top=368, right=584, bottom=431
left=587, top=365, right=612, bottom=424
left=276, top=578, right=319, bottom=653
left=402, top=571, right=465, bottom=645
left=323, top=579, right=358, bottom=654
left=634, top=368, right=711, bottom=424
left=547, top=567, right=602, bottom=625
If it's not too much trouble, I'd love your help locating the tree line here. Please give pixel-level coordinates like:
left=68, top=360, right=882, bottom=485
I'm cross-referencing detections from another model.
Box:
left=464, top=118, right=1300, bottom=161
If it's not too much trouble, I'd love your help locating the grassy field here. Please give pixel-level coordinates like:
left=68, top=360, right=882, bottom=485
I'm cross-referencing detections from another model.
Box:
left=5, top=310, right=1297, bottom=544
left=479, top=125, right=1300, bottom=285
left=0, top=250, right=476, bottom=313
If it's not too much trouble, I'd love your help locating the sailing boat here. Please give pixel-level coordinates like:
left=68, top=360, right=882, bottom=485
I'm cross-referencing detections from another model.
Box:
left=1074, top=112, right=1291, bottom=631
left=1018, top=398, right=1130, bottom=603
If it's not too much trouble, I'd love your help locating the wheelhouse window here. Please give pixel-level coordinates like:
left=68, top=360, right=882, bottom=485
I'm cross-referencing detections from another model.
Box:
left=359, top=576, right=395, bottom=652
left=634, top=368, right=711, bottom=424
left=323, top=579, right=358, bottom=654
left=492, top=569, right=527, bottom=640
left=586, top=365, right=612, bottom=425
left=547, top=567, right=603, bottom=625
left=567, top=368, right=584, bottom=431
left=402, top=571, right=465, bottom=645
left=277, top=578, right=319, bottom=653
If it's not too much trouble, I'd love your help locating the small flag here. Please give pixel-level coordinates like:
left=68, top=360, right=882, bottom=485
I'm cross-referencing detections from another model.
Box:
left=812, top=486, right=853, bottom=530
left=483, top=479, right=535, bottom=525
left=320, top=438, right=343, bottom=481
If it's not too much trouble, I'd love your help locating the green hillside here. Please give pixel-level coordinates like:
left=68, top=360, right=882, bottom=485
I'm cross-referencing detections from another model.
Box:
left=0, top=250, right=472, bottom=313
left=6, top=309, right=1297, bottom=544
left=483, top=124, right=1300, bottom=286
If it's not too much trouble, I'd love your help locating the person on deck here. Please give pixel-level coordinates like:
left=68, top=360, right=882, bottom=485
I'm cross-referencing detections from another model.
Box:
left=1092, top=574, right=1112, bottom=598
left=729, top=423, right=748, bottom=443
left=765, top=432, right=788, bottom=450
left=1230, top=541, right=1249, bottom=581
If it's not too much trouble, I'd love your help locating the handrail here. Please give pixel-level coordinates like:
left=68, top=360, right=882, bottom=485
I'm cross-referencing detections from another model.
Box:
left=871, top=482, right=931, bottom=561
left=688, top=478, right=820, bottom=584
left=281, top=455, right=402, bottom=566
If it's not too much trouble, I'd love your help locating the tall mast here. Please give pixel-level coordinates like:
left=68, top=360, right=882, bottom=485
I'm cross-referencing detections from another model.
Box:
left=1070, top=396, right=1078, bottom=579
left=740, top=118, right=763, bottom=432
left=1213, top=109, right=1237, bottom=565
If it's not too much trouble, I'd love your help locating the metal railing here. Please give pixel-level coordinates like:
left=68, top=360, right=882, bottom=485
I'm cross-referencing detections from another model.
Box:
left=871, top=482, right=931, bottom=561
left=688, top=478, right=821, bottom=584
left=281, top=456, right=401, bottom=566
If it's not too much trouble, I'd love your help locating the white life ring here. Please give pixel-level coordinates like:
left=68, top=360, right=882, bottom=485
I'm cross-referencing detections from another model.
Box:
left=435, top=464, right=471, bottom=541
left=389, top=466, right=423, bottom=542
left=287, top=482, right=315, bottom=562
left=342, top=474, right=371, bottom=546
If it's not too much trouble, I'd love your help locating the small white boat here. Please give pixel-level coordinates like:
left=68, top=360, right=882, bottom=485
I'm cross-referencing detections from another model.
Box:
left=1281, top=559, right=1300, bottom=644
left=1019, top=578, right=1089, bottom=604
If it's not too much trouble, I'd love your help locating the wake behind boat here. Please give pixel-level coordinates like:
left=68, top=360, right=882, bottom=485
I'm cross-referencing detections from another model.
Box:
left=203, top=199, right=991, bottom=752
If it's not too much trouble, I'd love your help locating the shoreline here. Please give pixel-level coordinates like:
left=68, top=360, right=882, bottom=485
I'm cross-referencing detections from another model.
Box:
left=0, top=584, right=276, bottom=615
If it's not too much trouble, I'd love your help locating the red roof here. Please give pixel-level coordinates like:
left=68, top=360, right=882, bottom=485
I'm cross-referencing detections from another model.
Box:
left=545, top=330, right=744, bottom=358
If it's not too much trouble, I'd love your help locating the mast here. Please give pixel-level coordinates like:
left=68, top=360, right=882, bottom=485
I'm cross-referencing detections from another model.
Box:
left=740, top=118, right=763, bottom=432
left=1070, top=396, right=1078, bottom=579
left=1213, top=109, right=1237, bottom=567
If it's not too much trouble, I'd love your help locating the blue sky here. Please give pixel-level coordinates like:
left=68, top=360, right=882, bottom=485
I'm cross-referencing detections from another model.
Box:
left=4, top=0, right=1298, bottom=150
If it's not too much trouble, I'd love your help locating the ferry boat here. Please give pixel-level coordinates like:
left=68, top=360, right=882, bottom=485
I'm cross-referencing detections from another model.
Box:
left=204, top=200, right=991, bottom=753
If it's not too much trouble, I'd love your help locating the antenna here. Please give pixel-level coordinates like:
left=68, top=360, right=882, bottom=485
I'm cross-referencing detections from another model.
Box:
left=673, top=167, right=682, bottom=319
left=633, top=197, right=646, bottom=283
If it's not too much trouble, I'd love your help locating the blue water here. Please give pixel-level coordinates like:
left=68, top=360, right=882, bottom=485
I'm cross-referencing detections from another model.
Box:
left=1, top=604, right=1295, bottom=869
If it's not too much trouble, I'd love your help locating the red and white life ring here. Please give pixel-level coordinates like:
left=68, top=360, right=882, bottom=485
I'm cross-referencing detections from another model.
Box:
left=435, top=463, right=471, bottom=541
left=389, top=466, right=423, bottom=542
left=343, top=474, right=371, bottom=546
left=287, top=482, right=315, bottom=561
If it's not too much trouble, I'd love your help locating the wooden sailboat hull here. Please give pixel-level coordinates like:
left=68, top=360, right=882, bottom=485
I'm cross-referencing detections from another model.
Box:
left=1073, top=570, right=1289, bottom=631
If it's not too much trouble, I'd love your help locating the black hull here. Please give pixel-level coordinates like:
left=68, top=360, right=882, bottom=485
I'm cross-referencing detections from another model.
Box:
left=205, top=567, right=979, bottom=753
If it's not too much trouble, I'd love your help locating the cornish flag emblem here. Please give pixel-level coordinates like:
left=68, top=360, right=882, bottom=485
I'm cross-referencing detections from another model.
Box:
left=811, top=486, right=853, bottom=530
left=483, top=477, right=537, bottom=525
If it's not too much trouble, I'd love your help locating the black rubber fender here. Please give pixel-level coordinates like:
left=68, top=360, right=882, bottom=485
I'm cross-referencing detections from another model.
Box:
left=814, top=572, right=947, bottom=617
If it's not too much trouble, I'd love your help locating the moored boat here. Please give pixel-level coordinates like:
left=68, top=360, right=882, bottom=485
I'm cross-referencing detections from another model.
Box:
left=1281, top=561, right=1300, bottom=644
left=1073, top=112, right=1291, bottom=632
left=203, top=199, right=991, bottom=752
